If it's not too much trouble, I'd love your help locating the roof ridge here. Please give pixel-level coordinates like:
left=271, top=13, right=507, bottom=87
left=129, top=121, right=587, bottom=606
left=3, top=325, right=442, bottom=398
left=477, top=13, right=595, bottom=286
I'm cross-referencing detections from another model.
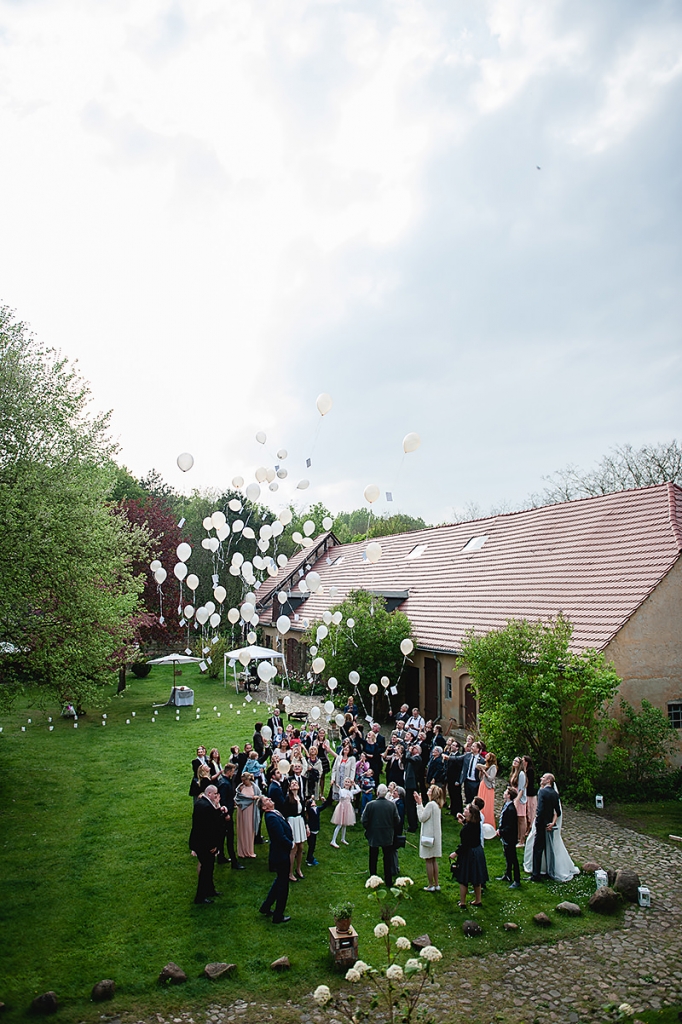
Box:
left=666, top=482, right=682, bottom=552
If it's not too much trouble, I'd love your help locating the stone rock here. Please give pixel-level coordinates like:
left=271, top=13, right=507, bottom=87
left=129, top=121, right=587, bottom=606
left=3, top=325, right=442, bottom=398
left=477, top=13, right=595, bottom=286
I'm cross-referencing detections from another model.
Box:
left=503, top=922, right=519, bottom=931
left=30, top=992, right=58, bottom=1014
left=555, top=901, right=582, bottom=916
left=270, top=957, right=290, bottom=971
left=533, top=912, right=552, bottom=927
left=411, top=934, right=432, bottom=950
left=588, top=886, right=621, bottom=915
left=158, top=963, right=187, bottom=984
left=582, top=860, right=601, bottom=873
left=606, top=868, right=617, bottom=887
left=204, top=963, right=236, bottom=980
left=91, top=979, right=115, bottom=1001
left=613, top=868, right=641, bottom=903
left=462, top=920, right=483, bottom=937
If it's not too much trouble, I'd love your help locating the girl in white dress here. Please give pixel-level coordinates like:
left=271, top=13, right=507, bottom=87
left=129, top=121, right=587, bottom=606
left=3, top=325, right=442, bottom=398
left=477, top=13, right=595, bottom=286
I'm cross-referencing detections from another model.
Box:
left=330, top=777, right=360, bottom=848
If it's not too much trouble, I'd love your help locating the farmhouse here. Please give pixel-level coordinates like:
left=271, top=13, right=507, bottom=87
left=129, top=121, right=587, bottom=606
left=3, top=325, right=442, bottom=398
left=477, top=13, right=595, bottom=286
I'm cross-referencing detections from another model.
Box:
left=257, top=483, right=682, bottom=751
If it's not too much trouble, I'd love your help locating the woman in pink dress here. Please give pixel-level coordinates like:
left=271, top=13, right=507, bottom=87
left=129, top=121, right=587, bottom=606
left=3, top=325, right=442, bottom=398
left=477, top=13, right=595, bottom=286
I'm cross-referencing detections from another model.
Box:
left=235, top=772, right=261, bottom=859
left=330, top=777, right=360, bottom=848
left=476, top=752, right=497, bottom=826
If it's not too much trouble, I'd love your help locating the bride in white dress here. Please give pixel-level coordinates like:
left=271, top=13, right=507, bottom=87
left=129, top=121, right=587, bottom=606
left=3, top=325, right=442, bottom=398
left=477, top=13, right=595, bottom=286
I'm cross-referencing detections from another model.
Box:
left=523, top=782, right=579, bottom=882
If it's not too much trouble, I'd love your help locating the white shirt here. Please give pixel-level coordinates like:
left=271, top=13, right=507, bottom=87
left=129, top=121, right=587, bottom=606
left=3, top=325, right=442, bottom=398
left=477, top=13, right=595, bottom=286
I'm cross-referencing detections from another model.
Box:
left=406, top=715, right=425, bottom=732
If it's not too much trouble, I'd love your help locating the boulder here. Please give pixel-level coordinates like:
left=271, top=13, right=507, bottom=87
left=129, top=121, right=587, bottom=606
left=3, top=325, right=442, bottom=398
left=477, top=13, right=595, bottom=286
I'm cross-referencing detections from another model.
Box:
left=271, top=957, right=290, bottom=971
left=204, top=963, right=236, bottom=980
left=158, top=963, right=187, bottom=984
left=462, top=920, right=483, bottom=937
left=30, top=992, right=58, bottom=1015
left=411, top=934, right=432, bottom=950
left=588, top=887, right=621, bottom=915
left=555, top=901, right=582, bottom=916
left=613, top=869, right=641, bottom=903
left=91, top=980, right=115, bottom=1001
left=607, top=868, right=617, bottom=888
left=581, top=861, right=601, bottom=873
left=503, top=922, right=519, bottom=931
left=533, top=913, right=552, bottom=927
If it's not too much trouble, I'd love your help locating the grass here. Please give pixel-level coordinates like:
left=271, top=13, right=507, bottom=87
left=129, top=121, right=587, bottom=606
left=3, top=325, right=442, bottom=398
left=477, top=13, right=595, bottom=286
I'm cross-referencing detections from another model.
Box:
left=597, top=799, right=682, bottom=846
left=0, top=667, right=626, bottom=1023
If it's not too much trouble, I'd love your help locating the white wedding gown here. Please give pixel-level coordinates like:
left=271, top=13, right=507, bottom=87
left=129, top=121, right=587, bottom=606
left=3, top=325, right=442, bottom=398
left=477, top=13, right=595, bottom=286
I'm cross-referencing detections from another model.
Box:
left=523, top=787, right=579, bottom=882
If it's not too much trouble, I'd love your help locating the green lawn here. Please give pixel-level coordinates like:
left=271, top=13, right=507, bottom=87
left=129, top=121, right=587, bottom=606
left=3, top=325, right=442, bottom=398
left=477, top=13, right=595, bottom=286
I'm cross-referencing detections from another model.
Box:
left=0, top=668, right=625, bottom=1023
left=597, top=799, right=682, bottom=846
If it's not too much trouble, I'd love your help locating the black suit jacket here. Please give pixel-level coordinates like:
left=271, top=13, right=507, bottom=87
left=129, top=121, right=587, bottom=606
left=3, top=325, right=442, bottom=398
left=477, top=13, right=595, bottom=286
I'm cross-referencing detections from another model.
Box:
left=460, top=752, right=482, bottom=785
left=535, top=785, right=560, bottom=828
left=268, top=780, right=286, bottom=814
left=267, top=715, right=284, bottom=735
left=362, top=797, right=400, bottom=847
left=189, top=796, right=224, bottom=854
left=498, top=800, right=517, bottom=845
left=264, top=810, right=294, bottom=869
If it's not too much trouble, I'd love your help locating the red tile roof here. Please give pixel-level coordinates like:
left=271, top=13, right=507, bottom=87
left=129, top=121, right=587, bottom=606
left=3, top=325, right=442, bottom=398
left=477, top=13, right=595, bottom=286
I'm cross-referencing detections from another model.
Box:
left=257, top=484, right=682, bottom=654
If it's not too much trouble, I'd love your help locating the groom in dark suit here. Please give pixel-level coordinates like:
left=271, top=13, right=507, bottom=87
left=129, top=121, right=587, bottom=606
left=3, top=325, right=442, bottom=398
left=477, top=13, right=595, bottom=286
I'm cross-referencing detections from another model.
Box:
left=460, top=741, right=483, bottom=804
left=259, top=796, right=294, bottom=923
left=530, top=773, right=560, bottom=881
left=496, top=786, right=521, bottom=887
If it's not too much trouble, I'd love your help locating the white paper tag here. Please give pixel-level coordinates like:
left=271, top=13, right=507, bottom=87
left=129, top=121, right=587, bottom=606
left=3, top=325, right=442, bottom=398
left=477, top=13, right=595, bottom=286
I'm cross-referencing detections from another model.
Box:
left=178, top=517, right=186, bottom=528
left=365, top=715, right=373, bottom=724
left=207, top=657, right=212, bottom=665
left=199, top=661, right=207, bottom=671
left=185, top=648, right=192, bottom=656
left=390, top=686, right=398, bottom=695
left=245, top=694, right=253, bottom=703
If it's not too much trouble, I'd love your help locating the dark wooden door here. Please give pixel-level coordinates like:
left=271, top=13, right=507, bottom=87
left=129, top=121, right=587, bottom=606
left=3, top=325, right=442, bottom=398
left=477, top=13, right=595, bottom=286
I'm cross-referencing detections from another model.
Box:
left=404, top=666, right=420, bottom=710
left=464, top=681, right=477, bottom=729
left=424, top=657, right=438, bottom=722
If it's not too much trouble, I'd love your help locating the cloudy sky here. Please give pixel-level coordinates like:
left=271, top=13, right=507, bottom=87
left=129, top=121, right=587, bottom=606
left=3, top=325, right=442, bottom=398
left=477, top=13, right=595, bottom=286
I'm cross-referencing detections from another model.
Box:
left=1, top=0, right=680, bottom=524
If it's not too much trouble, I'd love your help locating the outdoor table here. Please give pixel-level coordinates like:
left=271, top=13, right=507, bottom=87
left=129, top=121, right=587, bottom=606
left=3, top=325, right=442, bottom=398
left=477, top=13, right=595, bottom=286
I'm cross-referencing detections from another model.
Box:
left=170, top=686, right=194, bottom=706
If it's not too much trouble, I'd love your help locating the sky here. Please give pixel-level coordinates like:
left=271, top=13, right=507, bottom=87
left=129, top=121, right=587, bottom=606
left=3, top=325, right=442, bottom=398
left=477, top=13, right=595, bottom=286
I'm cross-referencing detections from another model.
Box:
left=1, top=0, right=681, bottom=525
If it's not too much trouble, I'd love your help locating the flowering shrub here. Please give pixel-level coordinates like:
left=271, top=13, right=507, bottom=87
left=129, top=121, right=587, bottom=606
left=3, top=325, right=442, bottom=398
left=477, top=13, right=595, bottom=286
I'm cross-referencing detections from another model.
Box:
left=311, top=881, right=442, bottom=1024
left=366, top=874, right=415, bottom=921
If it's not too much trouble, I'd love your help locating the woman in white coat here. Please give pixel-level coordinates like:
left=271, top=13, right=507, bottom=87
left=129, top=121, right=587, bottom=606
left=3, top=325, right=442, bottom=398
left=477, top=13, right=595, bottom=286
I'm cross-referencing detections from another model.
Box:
left=414, top=784, right=444, bottom=892
left=330, top=738, right=356, bottom=803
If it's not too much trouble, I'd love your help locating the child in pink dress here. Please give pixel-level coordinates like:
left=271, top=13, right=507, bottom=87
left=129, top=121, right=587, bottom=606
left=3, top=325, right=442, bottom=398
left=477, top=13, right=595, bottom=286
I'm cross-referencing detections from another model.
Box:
left=330, top=777, right=360, bottom=847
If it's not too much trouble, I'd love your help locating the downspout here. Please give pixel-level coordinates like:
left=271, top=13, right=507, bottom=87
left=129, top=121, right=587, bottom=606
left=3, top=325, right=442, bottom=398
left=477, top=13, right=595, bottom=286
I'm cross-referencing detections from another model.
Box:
left=433, top=652, right=443, bottom=723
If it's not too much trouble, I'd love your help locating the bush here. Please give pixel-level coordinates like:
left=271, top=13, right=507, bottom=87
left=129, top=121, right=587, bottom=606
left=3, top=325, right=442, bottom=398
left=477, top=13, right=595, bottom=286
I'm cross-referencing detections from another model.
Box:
left=130, top=663, right=151, bottom=678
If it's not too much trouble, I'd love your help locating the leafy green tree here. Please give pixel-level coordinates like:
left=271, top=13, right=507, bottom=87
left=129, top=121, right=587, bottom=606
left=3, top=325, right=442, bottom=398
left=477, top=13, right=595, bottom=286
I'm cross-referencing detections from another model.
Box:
left=610, top=698, right=679, bottom=787
left=458, top=616, right=621, bottom=787
left=332, top=509, right=428, bottom=543
left=307, top=590, right=414, bottom=713
left=0, top=306, right=144, bottom=710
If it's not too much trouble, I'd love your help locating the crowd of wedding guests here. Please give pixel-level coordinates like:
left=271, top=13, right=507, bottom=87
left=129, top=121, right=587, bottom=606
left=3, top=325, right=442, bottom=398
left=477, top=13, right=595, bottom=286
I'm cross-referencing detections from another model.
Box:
left=187, top=700, right=577, bottom=914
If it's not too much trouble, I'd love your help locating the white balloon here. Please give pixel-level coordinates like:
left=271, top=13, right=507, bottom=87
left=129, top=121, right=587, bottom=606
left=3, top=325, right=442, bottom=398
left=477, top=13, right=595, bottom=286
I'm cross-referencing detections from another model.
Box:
left=257, top=660, right=271, bottom=681
left=246, top=482, right=261, bottom=502
left=255, top=466, right=268, bottom=482
left=203, top=516, right=214, bottom=531
left=276, top=468, right=288, bottom=479
left=330, top=586, right=339, bottom=598
left=241, top=560, right=254, bottom=578
left=150, top=559, right=162, bottom=572
left=297, top=479, right=310, bottom=490
left=331, top=611, right=342, bottom=625
left=482, top=822, right=497, bottom=840
left=174, top=562, right=187, bottom=580
left=283, top=695, right=292, bottom=706
left=217, top=525, right=230, bottom=541
left=184, top=605, right=194, bottom=619
left=212, top=510, right=226, bottom=529
left=292, top=531, right=303, bottom=544
left=277, top=554, right=288, bottom=567
left=364, top=484, right=380, bottom=504
left=247, top=630, right=257, bottom=643
left=277, top=591, right=288, bottom=604
left=381, top=675, right=390, bottom=687
left=271, top=520, right=283, bottom=537
left=232, top=519, right=244, bottom=534
left=298, top=580, right=308, bottom=594
left=241, top=602, right=255, bottom=621
left=228, top=498, right=242, bottom=512
left=279, top=508, right=293, bottom=526
left=324, top=700, right=335, bottom=714
left=154, top=568, right=167, bottom=584
left=316, top=393, right=333, bottom=416
left=238, top=649, right=252, bottom=666
left=306, top=571, right=321, bottom=592
left=242, top=526, right=255, bottom=539
left=312, top=657, right=325, bottom=674
left=232, top=476, right=244, bottom=489
left=205, top=601, right=216, bottom=615
left=347, top=618, right=355, bottom=628
left=335, top=713, right=345, bottom=727
left=196, top=607, right=209, bottom=625
left=270, top=482, right=279, bottom=491
left=349, top=670, right=360, bottom=685
left=208, top=537, right=219, bottom=552
left=279, top=759, right=290, bottom=775
left=266, top=467, right=276, bottom=483
left=177, top=452, right=194, bottom=472
left=316, top=624, right=328, bottom=642
left=310, top=705, right=321, bottom=720
left=322, top=610, right=332, bottom=625
left=258, top=538, right=269, bottom=552
left=303, top=519, right=315, bottom=537
left=214, top=586, right=226, bottom=603
left=256, top=431, right=267, bottom=444
left=403, top=432, right=421, bottom=454
left=400, top=638, right=414, bottom=656
left=322, top=516, right=333, bottom=531
left=176, top=543, right=191, bottom=562
left=253, top=555, right=264, bottom=570
left=366, top=541, right=382, bottom=564
left=328, top=677, right=338, bottom=691
left=369, top=683, right=378, bottom=695
left=310, top=645, right=318, bottom=656
left=245, top=591, right=256, bottom=604
left=260, top=524, right=273, bottom=541
left=210, top=613, right=221, bottom=628
left=201, top=538, right=211, bottom=550
left=277, top=615, right=291, bottom=635
left=261, top=725, right=272, bottom=742
left=227, top=607, right=239, bottom=624
left=301, top=537, right=313, bottom=548
left=229, top=565, right=240, bottom=576
left=231, top=552, right=244, bottom=568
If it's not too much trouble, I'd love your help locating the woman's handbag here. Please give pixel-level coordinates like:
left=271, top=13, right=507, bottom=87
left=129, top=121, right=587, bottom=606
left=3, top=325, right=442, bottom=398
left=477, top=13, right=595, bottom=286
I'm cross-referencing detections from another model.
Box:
left=395, top=834, right=407, bottom=849
left=421, top=835, right=435, bottom=847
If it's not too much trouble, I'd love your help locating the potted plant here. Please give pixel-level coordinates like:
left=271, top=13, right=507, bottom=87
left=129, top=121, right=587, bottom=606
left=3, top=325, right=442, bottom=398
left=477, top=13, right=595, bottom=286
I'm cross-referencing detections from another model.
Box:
left=329, top=899, right=354, bottom=933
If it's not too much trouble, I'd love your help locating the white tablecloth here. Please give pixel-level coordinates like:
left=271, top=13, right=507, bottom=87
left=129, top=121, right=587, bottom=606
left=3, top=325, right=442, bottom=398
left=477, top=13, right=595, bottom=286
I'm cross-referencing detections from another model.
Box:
left=171, top=686, right=194, bottom=706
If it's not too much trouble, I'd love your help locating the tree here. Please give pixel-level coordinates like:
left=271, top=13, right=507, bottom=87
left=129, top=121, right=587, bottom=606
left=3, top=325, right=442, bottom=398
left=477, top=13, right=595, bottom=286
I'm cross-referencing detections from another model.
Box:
left=532, top=440, right=682, bottom=505
left=307, top=590, right=415, bottom=714
left=458, top=616, right=621, bottom=787
left=609, top=698, right=679, bottom=788
left=332, top=509, right=429, bottom=544
left=0, top=306, right=144, bottom=710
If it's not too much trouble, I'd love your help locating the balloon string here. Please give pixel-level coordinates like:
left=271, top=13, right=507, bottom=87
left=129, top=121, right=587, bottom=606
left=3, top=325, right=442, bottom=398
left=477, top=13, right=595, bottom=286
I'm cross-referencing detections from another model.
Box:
left=307, top=417, right=323, bottom=465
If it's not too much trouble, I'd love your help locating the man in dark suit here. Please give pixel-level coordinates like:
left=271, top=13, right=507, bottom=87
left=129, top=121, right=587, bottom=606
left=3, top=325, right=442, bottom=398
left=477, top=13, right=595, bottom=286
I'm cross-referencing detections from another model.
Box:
left=460, top=741, right=483, bottom=804
left=189, top=785, right=225, bottom=904
left=496, top=786, right=521, bottom=887
left=267, top=711, right=284, bottom=737
left=216, top=764, right=244, bottom=870
left=531, top=773, right=560, bottom=881
left=191, top=745, right=209, bottom=778
left=362, top=784, right=401, bottom=887
left=259, top=796, right=294, bottom=923
left=404, top=745, right=422, bottom=832
left=268, top=770, right=286, bottom=813
left=446, top=743, right=465, bottom=817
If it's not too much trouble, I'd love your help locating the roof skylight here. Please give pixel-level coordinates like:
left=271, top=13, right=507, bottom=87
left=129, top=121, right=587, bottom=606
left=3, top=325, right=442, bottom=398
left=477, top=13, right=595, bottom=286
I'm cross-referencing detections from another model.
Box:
left=461, top=535, right=488, bottom=553
left=406, top=543, right=428, bottom=560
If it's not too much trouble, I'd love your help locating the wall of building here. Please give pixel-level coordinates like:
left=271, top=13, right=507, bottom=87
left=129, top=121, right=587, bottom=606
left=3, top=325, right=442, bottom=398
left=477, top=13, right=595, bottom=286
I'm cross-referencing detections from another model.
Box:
left=604, top=554, right=682, bottom=759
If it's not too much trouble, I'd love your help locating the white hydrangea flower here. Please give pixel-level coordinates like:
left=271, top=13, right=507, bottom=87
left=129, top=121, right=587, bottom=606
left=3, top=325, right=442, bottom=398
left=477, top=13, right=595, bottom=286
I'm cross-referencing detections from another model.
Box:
left=404, top=958, right=423, bottom=971
left=395, top=936, right=411, bottom=951
left=390, top=915, right=406, bottom=927
left=365, top=875, right=384, bottom=889
left=386, top=964, right=404, bottom=981
left=419, top=945, right=443, bottom=962
left=618, top=1005, right=634, bottom=1017
left=313, top=984, right=331, bottom=1005
left=354, top=960, right=370, bottom=974
left=394, top=876, right=414, bottom=888
left=374, top=922, right=389, bottom=938
left=345, top=968, right=361, bottom=983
